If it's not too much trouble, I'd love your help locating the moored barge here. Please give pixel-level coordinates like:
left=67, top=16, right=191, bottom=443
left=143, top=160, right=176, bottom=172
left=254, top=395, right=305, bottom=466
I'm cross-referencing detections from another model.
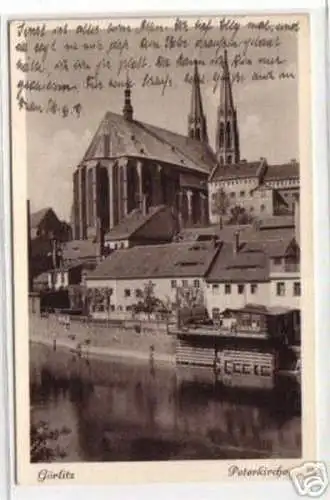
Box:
left=171, top=304, right=301, bottom=391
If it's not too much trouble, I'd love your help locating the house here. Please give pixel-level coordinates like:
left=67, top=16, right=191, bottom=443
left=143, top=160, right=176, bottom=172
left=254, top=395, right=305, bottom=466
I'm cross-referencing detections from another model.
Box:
left=263, top=162, right=300, bottom=214
left=61, top=239, right=101, bottom=267
left=208, top=160, right=300, bottom=224
left=205, top=231, right=301, bottom=318
left=85, top=241, right=219, bottom=318
left=103, top=205, right=179, bottom=251
left=30, top=207, right=69, bottom=241
left=28, top=205, right=72, bottom=285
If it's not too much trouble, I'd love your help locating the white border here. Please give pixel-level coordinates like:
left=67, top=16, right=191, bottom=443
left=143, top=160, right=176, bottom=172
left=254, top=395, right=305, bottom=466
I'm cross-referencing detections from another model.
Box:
left=0, top=1, right=329, bottom=500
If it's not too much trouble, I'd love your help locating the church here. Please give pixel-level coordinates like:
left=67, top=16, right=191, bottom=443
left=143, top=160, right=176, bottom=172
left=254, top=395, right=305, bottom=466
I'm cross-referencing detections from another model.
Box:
left=71, top=50, right=300, bottom=241
left=72, top=58, right=217, bottom=241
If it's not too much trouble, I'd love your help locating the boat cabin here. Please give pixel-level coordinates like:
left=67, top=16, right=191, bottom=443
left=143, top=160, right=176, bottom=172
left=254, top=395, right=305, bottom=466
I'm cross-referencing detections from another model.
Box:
left=217, top=304, right=300, bottom=344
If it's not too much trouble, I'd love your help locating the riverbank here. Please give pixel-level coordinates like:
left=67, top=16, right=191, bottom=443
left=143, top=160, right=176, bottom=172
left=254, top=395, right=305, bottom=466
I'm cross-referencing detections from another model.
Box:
left=30, top=335, right=175, bottom=364
left=29, top=313, right=176, bottom=364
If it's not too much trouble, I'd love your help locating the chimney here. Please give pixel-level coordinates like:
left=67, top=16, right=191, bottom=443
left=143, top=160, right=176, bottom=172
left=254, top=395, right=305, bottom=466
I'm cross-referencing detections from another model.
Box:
left=233, top=231, right=240, bottom=254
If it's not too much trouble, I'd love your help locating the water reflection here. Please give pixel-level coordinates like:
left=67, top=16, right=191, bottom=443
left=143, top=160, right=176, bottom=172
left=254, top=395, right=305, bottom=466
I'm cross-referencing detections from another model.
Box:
left=30, top=343, right=301, bottom=462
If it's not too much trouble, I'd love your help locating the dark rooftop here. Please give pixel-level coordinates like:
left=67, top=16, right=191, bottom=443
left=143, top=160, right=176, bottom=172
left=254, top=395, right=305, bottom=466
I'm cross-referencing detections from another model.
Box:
left=86, top=241, right=219, bottom=280
left=264, top=162, right=299, bottom=181
left=82, top=111, right=217, bottom=174
left=30, top=207, right=53, bottom=228
left=104, top=205, right=170, bottom=241
left=209, top=161, right=262, bottom=182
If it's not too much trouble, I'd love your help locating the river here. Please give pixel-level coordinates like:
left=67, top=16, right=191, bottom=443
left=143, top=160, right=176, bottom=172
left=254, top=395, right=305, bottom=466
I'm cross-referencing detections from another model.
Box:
left=30, top=342, right=301, bottom=462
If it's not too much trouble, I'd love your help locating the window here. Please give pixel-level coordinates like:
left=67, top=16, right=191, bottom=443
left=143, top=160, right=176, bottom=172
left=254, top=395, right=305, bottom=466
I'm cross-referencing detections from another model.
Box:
left=212, top=284, right=219, bottom=292
left=118, top=305, right=123, bottom=311
left=124, top=289, right=131, bottom=297
left=260, top=204, right=265, bottom=212
left=193, top=279, right=200, bottom=288
left=250, top=206, right=254, bottom=212
left=225, top=284, right=231, bottom=294
left=238, top=284, right=245, bottom=295
left=135, top=288, right=143, bottom=298
left=274, top=258, right=282, bottom=265
left=126, top=306, right=132, bottom=312
left=276, top=282, right=286, bottom=296
left=182, top=279, right=188, bottom=287
left=250, top=284, right=258, bottom=294
left=227, top=155, right=232, bottom=164
left=211, top=193, right=216, bottom=200
left=110, top=305, right=115, bottom=311
left=240, top=190, right=245, bottom=197
left=171, top=280, right=177, bottom=289
left=230, top=192, right=236, bottom=198
left=293, top=282, right=301, bottom=296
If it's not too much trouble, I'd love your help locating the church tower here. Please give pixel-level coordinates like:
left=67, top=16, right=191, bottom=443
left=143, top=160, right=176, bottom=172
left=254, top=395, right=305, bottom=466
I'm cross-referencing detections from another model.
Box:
left=216, top=50, right=240, bottom=165
left=123, top=74, right=133, bottom=121
left=188, top=60, right=208, bottom=143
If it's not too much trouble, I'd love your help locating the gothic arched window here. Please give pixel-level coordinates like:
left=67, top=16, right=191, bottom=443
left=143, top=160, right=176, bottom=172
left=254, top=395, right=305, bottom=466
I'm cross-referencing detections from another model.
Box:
left=219, top=123, right=225, bottom=147
left=226, top=122, right=231, bottom=148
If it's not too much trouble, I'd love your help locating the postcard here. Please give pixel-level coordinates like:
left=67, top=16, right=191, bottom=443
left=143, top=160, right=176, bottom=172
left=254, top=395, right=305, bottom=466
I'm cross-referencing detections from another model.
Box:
left=8, top=12, right=319, bottom=491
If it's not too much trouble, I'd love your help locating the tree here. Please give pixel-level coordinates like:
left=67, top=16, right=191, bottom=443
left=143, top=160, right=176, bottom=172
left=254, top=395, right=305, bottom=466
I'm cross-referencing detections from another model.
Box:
left=30, top=421, right=71, bottom=462
left=133, top=281, right=163, bottom=318
left=228, top=205, right=253, bottom=225
left=212, top=188, right=230, bottom=228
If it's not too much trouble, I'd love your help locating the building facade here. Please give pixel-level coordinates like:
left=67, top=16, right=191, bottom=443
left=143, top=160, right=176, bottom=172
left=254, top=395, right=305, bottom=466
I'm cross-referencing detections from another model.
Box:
left=84, top=223, right=301, bottom=320
left=72, top=62, right=215, bottom=241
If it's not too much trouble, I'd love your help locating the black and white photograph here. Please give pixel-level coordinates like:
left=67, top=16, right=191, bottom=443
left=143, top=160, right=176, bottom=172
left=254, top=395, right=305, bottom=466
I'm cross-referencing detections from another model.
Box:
left=8, top=13, right=315, bottom=485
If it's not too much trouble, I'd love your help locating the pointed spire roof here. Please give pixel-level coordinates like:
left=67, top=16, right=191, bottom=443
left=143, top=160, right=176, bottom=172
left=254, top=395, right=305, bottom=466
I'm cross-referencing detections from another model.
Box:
left=188, top=60, right=208, bottom=143
left=220, top=50, right=235, bottom=112
left=216, top=50, right=240, bottom=165
left=190, top=60, right=205, bottom=120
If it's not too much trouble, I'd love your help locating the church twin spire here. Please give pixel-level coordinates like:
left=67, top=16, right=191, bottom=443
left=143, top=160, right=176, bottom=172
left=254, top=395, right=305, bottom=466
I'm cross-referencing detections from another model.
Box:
left=187, top=51, right=240, bottom=165
left=122, top=52, right=240, bottom=165
left=215, top=49, right=240, bottom=165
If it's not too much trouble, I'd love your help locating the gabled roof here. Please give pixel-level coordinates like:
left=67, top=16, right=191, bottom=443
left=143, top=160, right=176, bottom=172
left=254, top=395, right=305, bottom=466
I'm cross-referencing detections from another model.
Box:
left=205, top=235, right=298, bottom=283
left=61, top=240, right=99, bottom=262
left=30, top=207, right=53, bottom=228
left=177, top=223, right=295, bottom=244
left=264, top=162, right=299, bottom=181
left=86, top=241, right=218, bottom=280
left=260, top=238, right=298, bottom=258
left=82, top=111, right=216, bottom=174
left=206, top=241, right=269, bottom=283
left=104, top=205, right=172, bottom=241
left=209, top=160, right=300, bottom=183
left=209, top=161, right=262, bottom=182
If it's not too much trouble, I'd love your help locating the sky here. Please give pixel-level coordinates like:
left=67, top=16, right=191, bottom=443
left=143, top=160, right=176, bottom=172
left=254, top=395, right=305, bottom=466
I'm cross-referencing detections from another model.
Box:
left=13, top=16, right=299, bottom=221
